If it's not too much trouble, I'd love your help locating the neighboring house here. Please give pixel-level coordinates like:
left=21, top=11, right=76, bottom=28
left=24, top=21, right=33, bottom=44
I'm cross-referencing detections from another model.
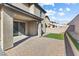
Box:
left=50, top=21, right=57, bottom=28
left=45, top=15, right=51, bottom=28
left=68, top=14, right=79, bottom=34
left=45, top=16, right=56, bottom=28
left=0, top=3, right=46, bottom=50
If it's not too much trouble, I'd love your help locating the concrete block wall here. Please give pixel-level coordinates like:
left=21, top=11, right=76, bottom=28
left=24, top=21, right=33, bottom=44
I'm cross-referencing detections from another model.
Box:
left=66, top=33, right=79, bottom=56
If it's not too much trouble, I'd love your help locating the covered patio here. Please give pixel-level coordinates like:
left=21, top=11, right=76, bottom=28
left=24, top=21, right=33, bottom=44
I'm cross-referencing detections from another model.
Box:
left=0, top=4, right=42, bottom=50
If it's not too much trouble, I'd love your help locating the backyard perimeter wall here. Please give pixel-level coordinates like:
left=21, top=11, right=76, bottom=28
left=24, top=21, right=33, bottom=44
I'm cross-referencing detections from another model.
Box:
left=66, top=33, right=79, bottom=56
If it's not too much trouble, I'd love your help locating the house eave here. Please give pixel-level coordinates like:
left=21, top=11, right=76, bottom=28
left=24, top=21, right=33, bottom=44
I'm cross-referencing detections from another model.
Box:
left=34, top=3, right=46, bottom=13
left=3, top=3, right=43, bottom=21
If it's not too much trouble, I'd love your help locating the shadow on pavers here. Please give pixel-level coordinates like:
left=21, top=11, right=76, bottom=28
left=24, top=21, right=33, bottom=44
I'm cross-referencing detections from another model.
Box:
left=13, top=36, right=32, bottom=47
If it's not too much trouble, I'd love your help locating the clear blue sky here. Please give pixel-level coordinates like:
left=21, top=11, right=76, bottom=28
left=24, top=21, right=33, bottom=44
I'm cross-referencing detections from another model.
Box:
left=39, top=3, right=79, bottom=24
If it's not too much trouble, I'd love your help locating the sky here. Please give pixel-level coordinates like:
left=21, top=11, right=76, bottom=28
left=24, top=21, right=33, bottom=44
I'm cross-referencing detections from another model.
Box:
left=39, top=3, right=79, bottom=24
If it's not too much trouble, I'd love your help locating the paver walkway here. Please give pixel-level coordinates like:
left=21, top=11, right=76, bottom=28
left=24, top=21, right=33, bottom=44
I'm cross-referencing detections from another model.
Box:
left=0, top=43, right=6, bottom=56
left=5, top=37, right=65, bottom=56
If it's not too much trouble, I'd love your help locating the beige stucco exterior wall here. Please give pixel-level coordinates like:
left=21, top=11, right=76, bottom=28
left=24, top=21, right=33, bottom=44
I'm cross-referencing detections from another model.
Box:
left=29, top=4, right=35, bottom=14
left=34, top=6, right=41, bottom=17
left=41, top=12, right=45, bottom=18
left=10, top=3, right=29, bottom=12
left=1, top=9, right=13, bottom=50
left=45, top=17, right=50, bottom=26
left=28, top=21, right=38, bottom=36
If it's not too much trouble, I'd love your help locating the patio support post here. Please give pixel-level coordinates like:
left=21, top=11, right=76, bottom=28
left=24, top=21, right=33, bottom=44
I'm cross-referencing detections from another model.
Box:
left=38, top=21, right=42, bottom=37
left=43, top=21, right=46, bottom=33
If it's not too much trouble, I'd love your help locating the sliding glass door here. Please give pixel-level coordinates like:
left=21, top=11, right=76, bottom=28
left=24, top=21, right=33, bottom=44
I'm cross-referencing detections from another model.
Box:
left=13, top=21, right=25, bottom=36
left=13, top=22, right=18, bottom=36
left=19, top=22, right=25, bottom=35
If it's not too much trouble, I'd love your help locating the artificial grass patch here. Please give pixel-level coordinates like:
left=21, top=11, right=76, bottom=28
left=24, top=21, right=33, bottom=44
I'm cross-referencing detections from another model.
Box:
left=67, top=32, right=79, bottom=50
left=45, top=33, right=64, bottom=40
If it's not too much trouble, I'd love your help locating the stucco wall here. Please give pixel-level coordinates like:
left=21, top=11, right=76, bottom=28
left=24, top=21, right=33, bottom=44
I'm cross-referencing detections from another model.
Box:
left=34, top=6, right=41, bottom=17
left=41, top=12, right=45, bottom=18
left=1, top=10, right=13, bottom=50
left=29, top=4, right=35, bottom=14
left=45, top=17, right=50, bottom=26
left=28, top=21, right=38, bottom=36
left=10, top=3, right=29, bottom=12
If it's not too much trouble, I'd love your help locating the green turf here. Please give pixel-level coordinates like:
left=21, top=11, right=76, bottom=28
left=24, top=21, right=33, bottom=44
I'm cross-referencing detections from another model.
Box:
left=67, top=32, right=79, bottom=50
left=45, top=33, right=64, bottom=40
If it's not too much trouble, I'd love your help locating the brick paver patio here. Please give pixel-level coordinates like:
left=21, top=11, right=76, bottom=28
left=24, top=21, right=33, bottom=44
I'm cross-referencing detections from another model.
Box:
left=0, top=45, right=6, bottom=56
left=5, top=37, right=65, bottom=56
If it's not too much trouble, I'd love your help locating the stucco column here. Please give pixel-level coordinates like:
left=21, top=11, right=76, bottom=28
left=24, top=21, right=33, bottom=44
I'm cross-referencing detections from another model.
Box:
left=41, top=19, right=46, bottom=34
left=43, top=22, right=46, bottom=33
left=38, top=21, right=42, bottom=37
left=1, top=10, right=13, bottom=50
